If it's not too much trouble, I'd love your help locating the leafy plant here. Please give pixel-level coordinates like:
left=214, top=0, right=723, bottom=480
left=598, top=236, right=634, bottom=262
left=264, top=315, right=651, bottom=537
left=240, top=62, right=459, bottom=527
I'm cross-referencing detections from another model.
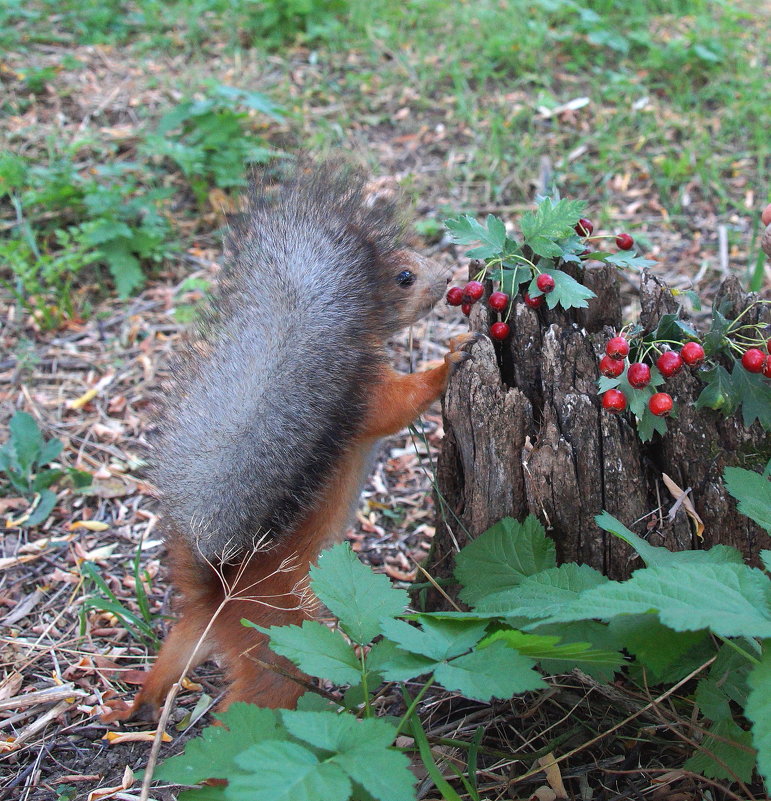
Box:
left=157, top=465, right=771, bottom=797
left=142, top=85, right=283, bottom=206
left=0, top=411, right=89, bottom=526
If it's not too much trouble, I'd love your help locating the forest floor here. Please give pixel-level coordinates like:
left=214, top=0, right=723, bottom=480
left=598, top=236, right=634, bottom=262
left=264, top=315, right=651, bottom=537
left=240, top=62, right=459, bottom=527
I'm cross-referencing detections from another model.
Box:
left=1, top=1, right=769, bottom=799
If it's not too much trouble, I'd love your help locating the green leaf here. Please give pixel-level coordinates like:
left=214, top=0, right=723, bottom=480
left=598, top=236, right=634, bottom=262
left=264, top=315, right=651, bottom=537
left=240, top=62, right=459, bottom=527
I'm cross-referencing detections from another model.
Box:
left=37, top=436, right=63, bottom=466
left=683, top=717, right=756, bottom=783
left=366, top=639, right=436, bottom=682
left=378, top=617, right=488, bottom=661
left=695, top=365, right=738, bottom=414
left=474, top=563, right=608, bottom=618
left=762, top=550, right=771, bottom=573
left=635, top=404, right=668, bottom=442
left=433, top=640, right=544, bottom=701
left=282, top=712, right=414, bottom=801
left=535, top=562, right=771, bottom=639
left=595, top=512, right=744, bottom=568
left=608, top=615, right=709, bottom=682
left=602, top=251, right=657, bottom=270
left=455, top=516, right=556, bottom=606
left=491, top=266, right=530, bottom=295
left=228, top=741, right=351, bottom=801
left=520, top=197, right=585, bottom=242
left=723, top=467, right=771, bottom=532
left=26, top=489, right=57, bottom=526
left=747, top=647, right=771, bottom=786
left=528, top=268, right=596, bottom=310
left=9, top=411, right=43, bottom=476
left=480, top=628, right=622, bottom=668
left=101, top=243, right=145, bottom=297
left=702, top=307, right=731, bottom=356
left=444, top=214, right=507, bottom=259
left=310, top=543, right=408, bottom=644
left=729, top=358, right=771, bottom=429
left=257, top=619, right=362, bottom=684
left=31, top=468, right=64, bottom=492
left=653, top=313, right=698, bottom=343
left=156, top=704, right=281, bottom=784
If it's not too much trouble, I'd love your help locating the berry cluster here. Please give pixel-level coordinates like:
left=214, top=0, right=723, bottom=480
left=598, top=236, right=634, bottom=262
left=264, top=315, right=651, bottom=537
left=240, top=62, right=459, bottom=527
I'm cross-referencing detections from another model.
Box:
left=446, top=274, right=557, bottom=341
left=600, top=333, right=771, bottom=419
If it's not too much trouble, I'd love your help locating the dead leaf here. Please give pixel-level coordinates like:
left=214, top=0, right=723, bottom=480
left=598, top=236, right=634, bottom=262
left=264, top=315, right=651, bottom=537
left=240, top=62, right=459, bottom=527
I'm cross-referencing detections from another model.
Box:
left=103, top=729, right=172, bottom=744
left=662, top=473, right=704, bottom=538
left=537, top=753, right=568, bottom=799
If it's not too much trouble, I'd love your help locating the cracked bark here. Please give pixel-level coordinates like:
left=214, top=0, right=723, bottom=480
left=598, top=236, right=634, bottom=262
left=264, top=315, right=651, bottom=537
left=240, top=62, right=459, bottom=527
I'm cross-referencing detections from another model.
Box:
left=430, top=267, right=769, bottom=604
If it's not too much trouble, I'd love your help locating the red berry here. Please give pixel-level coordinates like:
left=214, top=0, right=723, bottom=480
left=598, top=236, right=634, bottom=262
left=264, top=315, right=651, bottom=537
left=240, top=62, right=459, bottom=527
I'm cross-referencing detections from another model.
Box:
left=680, top=341, right=705, bottom=367
left=656, top=350, right=684, bottom=378
left=599, top=354, right=624, bottom=378
left=575, top=218, right=593, bottom=237
left=524, top=292, right=543, bottom=309
left=446, top=286, right=464, bottom=306
left=490, top=322, right=510, bottom=341
left=461, top=303, right=472, bottom=317
left=627, top=362, right=651, bottom=388
left=741, top=348, right=766, bottom=373
left=536, top=274, right=555, bottom=294
left=767, top=338, right=771, bottom=354
left=649, top=392, right=674, bottom=417
left=763, top=357, right=771, bottom=378
left=602, top=389, right=627, bottom=413
left=605, top=336, right=630, bottom=360
left=463, top=281, right=485, bottom=303
left=615, top=233, right=634, bottom=250
left=488, top=291, right=510, bottom=311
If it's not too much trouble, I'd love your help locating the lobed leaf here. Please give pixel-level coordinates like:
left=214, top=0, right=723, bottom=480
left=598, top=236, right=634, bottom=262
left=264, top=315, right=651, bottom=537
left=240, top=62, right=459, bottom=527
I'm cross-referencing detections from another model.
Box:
left=455, top=516, right=556, bottom=606
left=747, top=648, right=771, bottom=786
left=310, top=543, right=408, bottom=644
left=723, top=466, right=771, bottom=533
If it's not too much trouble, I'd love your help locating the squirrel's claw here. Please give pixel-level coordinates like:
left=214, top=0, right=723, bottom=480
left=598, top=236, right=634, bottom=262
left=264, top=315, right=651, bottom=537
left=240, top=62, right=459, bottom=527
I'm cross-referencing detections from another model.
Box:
left=445, top=332, right=481, bottom=370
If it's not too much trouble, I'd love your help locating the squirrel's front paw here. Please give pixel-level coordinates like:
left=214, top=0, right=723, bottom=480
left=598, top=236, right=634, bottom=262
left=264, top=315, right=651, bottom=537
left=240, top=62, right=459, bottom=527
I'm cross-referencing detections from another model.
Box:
left=445, top=332, right=482, bottom=369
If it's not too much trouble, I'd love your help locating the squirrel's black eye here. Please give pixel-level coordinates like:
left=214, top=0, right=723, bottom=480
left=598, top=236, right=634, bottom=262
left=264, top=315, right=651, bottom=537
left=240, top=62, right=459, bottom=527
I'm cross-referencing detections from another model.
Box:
left=396, top=270, right=416, bottom=287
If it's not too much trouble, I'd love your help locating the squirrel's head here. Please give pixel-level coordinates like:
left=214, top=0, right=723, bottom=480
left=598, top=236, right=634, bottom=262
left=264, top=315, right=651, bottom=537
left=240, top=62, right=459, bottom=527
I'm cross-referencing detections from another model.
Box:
left=389, top=250, right=452, bottom=328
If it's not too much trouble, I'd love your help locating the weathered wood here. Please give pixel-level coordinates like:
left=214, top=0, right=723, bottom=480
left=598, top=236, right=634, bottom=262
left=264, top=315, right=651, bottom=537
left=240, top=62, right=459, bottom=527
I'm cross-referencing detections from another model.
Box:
left=432, top=267, right=769, bottom=597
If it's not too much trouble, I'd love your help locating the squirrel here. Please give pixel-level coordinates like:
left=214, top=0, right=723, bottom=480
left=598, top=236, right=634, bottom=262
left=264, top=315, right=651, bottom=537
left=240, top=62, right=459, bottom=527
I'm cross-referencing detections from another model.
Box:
left=116, top=158, right=478, bottom=721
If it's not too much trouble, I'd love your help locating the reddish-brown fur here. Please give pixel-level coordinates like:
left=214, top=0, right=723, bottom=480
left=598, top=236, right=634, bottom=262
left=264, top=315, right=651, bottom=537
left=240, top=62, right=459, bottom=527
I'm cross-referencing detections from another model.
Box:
left=110, top=337, right=476, bottom=722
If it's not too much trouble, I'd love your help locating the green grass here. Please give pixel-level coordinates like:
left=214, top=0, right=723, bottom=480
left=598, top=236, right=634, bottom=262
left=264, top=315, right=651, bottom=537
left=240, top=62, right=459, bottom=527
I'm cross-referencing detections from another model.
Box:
left=1, top=0, right=768, bottom=319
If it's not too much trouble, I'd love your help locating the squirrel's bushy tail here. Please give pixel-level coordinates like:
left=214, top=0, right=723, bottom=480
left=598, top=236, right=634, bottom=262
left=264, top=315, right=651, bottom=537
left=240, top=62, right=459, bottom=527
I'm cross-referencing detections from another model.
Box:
left=153, top=159, right=409, bottom=560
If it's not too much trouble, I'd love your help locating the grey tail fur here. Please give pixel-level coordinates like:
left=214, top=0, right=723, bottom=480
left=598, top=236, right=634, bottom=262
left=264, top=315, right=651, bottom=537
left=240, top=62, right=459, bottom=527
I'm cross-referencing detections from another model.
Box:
left=152, top=159, right=408, bottom=560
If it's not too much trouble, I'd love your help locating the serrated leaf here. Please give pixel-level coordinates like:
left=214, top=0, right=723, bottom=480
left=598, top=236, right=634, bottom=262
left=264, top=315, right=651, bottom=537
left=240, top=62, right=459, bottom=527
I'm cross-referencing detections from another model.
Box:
left=723, top=467, right=771, bottom=532
left=654, top=313, right=698, bottom=343
left=635, top=404, right=668, bottom=442
left=101, top=243, right=145, bottom=298
left=602, top=251, right=657, bottom=270
left=730, top=358, right=771, bottom=429
left=365, top=639, right=436, bottom=682
left=474, top=563, right=608, bottom=618
left=156, top=704, right=281, bottom=784
left=520, top=197, right=585, bottom=242
left=379, top=617, right=488, bottom=661
left=527, top=268, right=595, bottom=310
left=434, top=640, right=544, bottom=701
left=444, top=214, right=506, bottom=258
left=595, top=511, right=743, bottom=567
left=695, top=365, right=738, bottom=414
left=534, top=562, right=771, bottom=639
left=492, top=266, right=531, bottom=296
left=282, top=712, right=414, bottom=801
left=683, top=717, right=756, bottom=783
left=257, top=619, right=362, bottom=684
left=702, top=307, right=731, bottom=356
left=747, top=647, right=771, bottom=785
left=310, top=544, right=408, bottom=644
left=762, top=550, right=771, bottom=573
left=528, top=236, right=564, bottom=259
left=608, top=615, right=708, bottom=682
left=455, top=516, right=556, bottom=606
left=228, top=741, right=351, bottom=801
left=480, top=628, right=622, bottom=667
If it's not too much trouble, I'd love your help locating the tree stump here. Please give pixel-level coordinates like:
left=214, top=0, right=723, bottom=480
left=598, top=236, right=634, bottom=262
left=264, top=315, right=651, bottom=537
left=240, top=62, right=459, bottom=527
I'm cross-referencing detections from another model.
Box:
left=432, top=267, right=769, bottom=597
